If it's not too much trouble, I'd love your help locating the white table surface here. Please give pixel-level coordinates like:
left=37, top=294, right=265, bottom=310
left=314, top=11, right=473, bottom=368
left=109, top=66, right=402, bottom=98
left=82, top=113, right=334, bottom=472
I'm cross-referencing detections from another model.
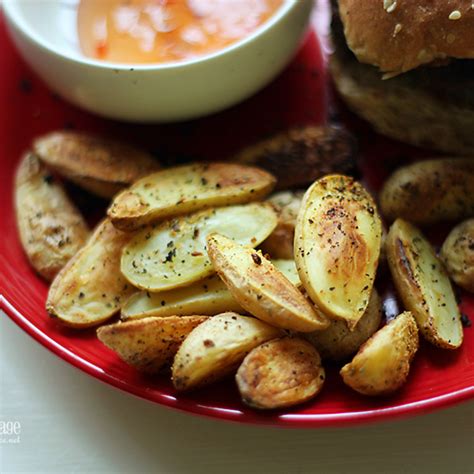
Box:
left=1, top=313, right=473, bottom=474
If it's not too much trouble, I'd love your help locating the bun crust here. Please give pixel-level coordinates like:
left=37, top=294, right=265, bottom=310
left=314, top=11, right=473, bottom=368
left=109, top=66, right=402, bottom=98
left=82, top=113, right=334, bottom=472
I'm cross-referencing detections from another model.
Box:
left=338, top=0, right=474, bottom=74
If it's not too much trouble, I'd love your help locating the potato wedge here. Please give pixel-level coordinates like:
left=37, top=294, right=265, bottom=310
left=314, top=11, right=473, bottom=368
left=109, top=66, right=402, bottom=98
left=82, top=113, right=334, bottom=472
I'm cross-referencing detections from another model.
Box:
left=340, top=312, right=419, bottom=396
left=97, top=316, right=208, bottom=373
left=121, top=203, right=277, bottom=292
left=207, top=234, right=328, bottom=332
left=272, top=259, right=301, bottom=288
left=172, top=313, right=282, bottom=391
left=232, top=125, right=356, bottom=189
left=121, top=275, right=244, bottom=320
left=261, top=191, right=304, bottom=259
left=295, top=175, right=382, bottom=328
left=386, top=219, right=463, bottom=349
left=33, top=131, right=159, bottom=198
left=121, top=260, right=298, bottom=320
left=440, top=219, right=474, bottom=293
left=380, top=158, right=474, bottom=225
left=46, top=219, right=135, bottom=328
left=15, top=153, right=90, bottom=281
left=108, top=163, right=276, bottom=230
left=305, top=289, right=382, bottom=361
left=236, top=337, right=325, bottom=409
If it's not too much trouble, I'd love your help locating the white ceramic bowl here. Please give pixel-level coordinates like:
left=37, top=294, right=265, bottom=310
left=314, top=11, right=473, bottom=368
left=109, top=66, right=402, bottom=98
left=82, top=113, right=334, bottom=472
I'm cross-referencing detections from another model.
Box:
left=3, top=0, right=313, bottom=122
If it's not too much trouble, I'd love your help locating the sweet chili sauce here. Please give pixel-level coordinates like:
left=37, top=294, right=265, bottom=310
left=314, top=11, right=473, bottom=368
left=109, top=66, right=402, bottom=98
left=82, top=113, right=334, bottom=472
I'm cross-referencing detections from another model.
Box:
left=77, top=0, right=284, bottom=64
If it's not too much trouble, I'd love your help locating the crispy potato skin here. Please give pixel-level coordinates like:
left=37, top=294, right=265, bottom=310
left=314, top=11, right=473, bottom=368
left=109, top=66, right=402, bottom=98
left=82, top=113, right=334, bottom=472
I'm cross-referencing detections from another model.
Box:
left=97, top=316, right=208, bottom=373
left=172, top=313, right=282, bottom=391
left=15, top=153, right=89, bottom=281
left=380, top=159, right=474, bottom=225
left=386, top=219, right=463, bottom=349
left=236, top=337, right=325, bottom=409
left=441, top=219, right=474, bottom=293
left=295, top=175, right=382, bottom=328
left=340, top=312, right=419, bottom=396
left=261, top=191, right=304, bottom=259
left=121, top=204, right=277, bottom=292
left=207, top=234, right=329, bottom=332
left=232, top=126, right=356, bottom=190
left=305, top=289, right=382, bottom=361
left=46, top=219, right=135, bottom=328
left=108, top=163, right=276, bottom=231
left=33, top=131, right=159, bottom=198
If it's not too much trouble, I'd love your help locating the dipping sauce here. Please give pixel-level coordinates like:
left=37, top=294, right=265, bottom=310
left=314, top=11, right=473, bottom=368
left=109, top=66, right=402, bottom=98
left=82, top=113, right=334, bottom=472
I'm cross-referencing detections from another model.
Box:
left=78, top=0, right=284, bottom=64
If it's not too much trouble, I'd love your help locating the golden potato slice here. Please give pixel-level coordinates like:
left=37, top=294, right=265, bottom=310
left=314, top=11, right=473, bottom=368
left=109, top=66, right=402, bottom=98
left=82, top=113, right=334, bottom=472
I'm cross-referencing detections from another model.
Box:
left=172, top=313, right=282, bottom=391
left=121, top=260, right=297, bottom=320
left=272, top=259, right=301, bottom=288
left=340, top=312, right=419, bottom=396
left=232, top=125, right=356, bottom=189
left=46, top=219, right=135, bottom=328
left=15, top=153, right=89, bottom=281
left=97, top=316, right=208, bottom=373
left=121, top=203, right=277, bottom=292
left=305, top=289, right=382, bottom=361
left=236, top=337, right=325, bottom=409
left=380, top=158, right=474, bottom=225
left=440, top=219, right=474, bottom=293
left=33, top=131, right=159, bottom=198
left=295, top=175, right=382, bottom=329
left=121, top=275, right=244, bottom=320
left=261, top=191, right=304, bottom=259
left=386, top=219, right=463, bottom=349
left=207, top=234, right=328, bottom=332
left=108, top=163, right=276, bottom=230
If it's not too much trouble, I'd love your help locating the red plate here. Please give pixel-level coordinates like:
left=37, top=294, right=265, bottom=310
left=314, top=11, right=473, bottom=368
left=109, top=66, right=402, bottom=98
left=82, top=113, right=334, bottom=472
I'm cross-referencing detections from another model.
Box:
left=1, top=9, right=473, bottom=427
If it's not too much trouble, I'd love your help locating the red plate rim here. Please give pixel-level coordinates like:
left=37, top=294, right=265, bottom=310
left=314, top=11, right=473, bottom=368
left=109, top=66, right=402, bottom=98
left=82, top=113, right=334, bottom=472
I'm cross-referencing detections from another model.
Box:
left=2, top=294, right=473, bottom=427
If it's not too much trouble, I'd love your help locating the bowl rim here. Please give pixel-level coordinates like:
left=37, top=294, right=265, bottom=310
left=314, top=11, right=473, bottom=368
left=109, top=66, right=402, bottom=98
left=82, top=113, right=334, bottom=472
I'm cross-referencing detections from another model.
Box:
left=2, top=0, right=303, bottom=71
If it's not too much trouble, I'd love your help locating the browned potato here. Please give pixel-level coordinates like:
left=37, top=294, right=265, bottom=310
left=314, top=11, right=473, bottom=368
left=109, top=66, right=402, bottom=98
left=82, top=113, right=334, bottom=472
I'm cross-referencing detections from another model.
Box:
left=108, top=163, right=276, bottom=231
left=440, top=219, right=474, bottom=293
left=295, top=175, right=382, bottom=329
left=386, top=219, right=463, bottom=349
left=97, top=316, right=208, bottom=373
left=232, top=125, right=356, bottom=189
left=15, top=152, right=89, bottom=281
left=33, top=131, right=159, bottom=198
left=207, top=234, right=329, bottom=332
left=340, top=312, right=419, bottom=396
left=172, top=313, right=282, bottom=391
left=46, top=219, right=135, bottom=328
left=380, top=158, right=474, bottom=225
left=261, top=191, right=304, bottom=259
left=305, top=289, right=382, bottom=361
left=236, top=337, right=325, bottom=409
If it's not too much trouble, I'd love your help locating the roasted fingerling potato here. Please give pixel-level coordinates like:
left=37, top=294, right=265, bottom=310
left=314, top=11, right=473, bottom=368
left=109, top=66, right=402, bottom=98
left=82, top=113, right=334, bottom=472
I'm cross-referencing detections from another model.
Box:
left=33, top=131, right=159, bottom=198
left=108, top=163, right=276, bottom=230
left=440, top=219, right=474, bottom=293
left=172, top=313, right=282, bottom=391
left=207, top=234, right=329, bottom=332
left=15, top=152, right=90, bottom=281
left=46, top=219, right=135, bottom=328
left=340, top=312, right=419, bottom=396
left=261, top=191, right=304, bottom=259
left=386, top=219, right=463, bottom=349
left=121, top=275, right=244, bottom=320
left=236, top=337, right=325, bottom=409
left=232, top=125, right=357, bottom=189
left=295, top=175, right=382, bottom=329
left=380, top=158, right=474, bottom=225
left=121, top=203, right=277, bottom=292
left=305, top=289, right=382, bottom=361
left=97, top=316, right=208, bottom=373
